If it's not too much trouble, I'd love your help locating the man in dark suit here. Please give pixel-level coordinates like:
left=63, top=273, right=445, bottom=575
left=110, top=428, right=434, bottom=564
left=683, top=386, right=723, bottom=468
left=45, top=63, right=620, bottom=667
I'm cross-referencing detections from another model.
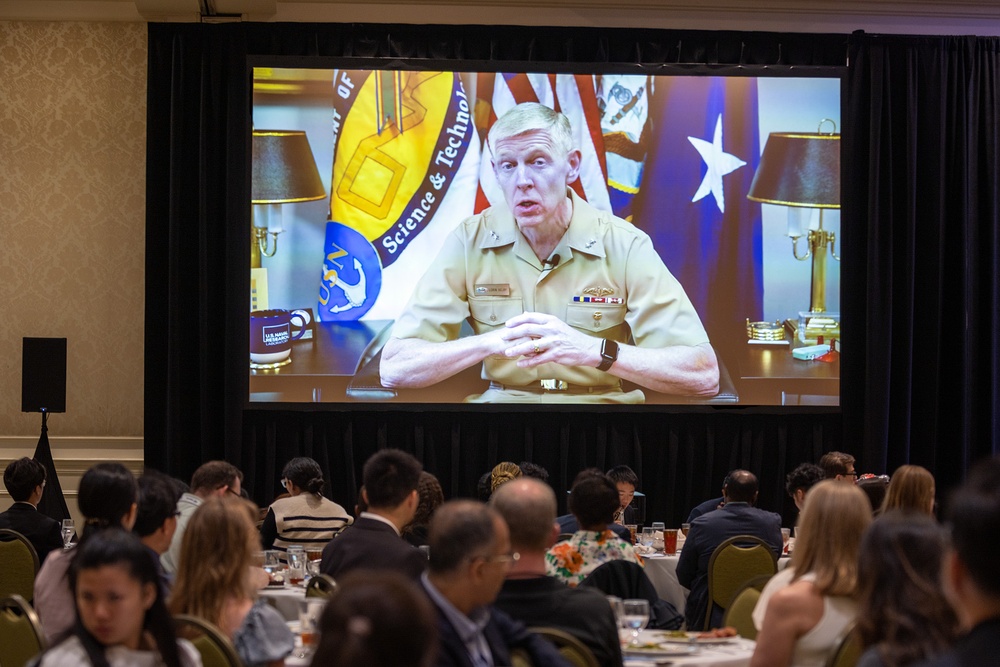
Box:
left=492, top=477, right=623, bottom=667
left=422, top=500, right=571, bottom=667
left=320, top=448, right=427, bottom=580
left=917, top=457, right=1000, bottom=667
left=0, top=457, right=62, bottom=565
left=676, top=469, right=782, bottom=630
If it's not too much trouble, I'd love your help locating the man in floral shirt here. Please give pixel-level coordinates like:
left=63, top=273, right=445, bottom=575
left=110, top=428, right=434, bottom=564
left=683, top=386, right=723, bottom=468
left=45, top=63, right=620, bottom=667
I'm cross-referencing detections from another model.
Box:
left=545, top=472, right=643, bottom=586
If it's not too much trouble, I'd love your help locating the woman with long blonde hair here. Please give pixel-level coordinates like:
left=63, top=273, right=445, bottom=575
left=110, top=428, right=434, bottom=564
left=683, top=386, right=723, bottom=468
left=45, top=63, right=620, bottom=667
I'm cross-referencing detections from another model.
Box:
left=750, top=480, right=872, bottom=667
left=880, top=465, right=935, bottom=515
left=169, top=496, right=293, bottom=667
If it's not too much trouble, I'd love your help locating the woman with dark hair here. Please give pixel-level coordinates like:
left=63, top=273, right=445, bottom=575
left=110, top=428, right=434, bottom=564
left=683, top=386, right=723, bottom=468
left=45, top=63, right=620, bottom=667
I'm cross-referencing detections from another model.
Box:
left=402, top=471, right=444, bottom=548
left=37, top=529, right=200, bottom=667
left=35, top=463, right=139, bottom=643
left=855, top=511, right=959, bottom=667
left=309, top=570, right=437, bottom=667
left=259, top=456, right=353, bottom=554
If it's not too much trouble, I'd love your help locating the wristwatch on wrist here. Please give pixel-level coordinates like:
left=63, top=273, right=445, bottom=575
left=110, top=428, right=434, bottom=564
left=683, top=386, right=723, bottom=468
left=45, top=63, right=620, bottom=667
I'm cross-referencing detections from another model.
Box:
left=596, top=339, right=619, bottom=371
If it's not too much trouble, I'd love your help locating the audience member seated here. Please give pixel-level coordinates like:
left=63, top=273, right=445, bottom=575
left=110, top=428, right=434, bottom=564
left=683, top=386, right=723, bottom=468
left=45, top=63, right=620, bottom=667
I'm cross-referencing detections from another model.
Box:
left=310, top=569, right=438, bottom=667
left=403, top=471, right=445, bottom=548
left=818, top=451, right=857, bottom=482
left=260, top=456, right=353, bottom=555
left=556, top=468, right=632, bottom=542
left=880, top=464, right=936, bottom=516
left=492, top=477, right=623, bottom=667
left=134, top=471, right=183, bottom=595
left=169, top=495, right=294, bottom=667
left=490, top=462, right=522, bottom=494
left=162, top=460, right=243, bottom=574
left=35, top=462, right=139, bottom=644
left=35, top=529, right=201, bottom=667
left=678, top=469, right=782, bottom=630
left=785, top=463, right=825, bottom=513
left=0, top=457, right=62, bottom=565
left=855, top=511, right=959, bottom=667
left=685, top=469, right=735, bottom=522
left=320, top=448, right=427, bottom=580
left=607, top=465, right=640, bottom=526
left=421, top=500, right=572, bottom=667
left=856, top=474, right=890, bottom=515
left=547, top=472, right=642, bottom=586
left=518, top=461, right=550, bottom=483
left=916, top=456, right=1000, bottom=667
left=750, top=480, right=871, bottom=667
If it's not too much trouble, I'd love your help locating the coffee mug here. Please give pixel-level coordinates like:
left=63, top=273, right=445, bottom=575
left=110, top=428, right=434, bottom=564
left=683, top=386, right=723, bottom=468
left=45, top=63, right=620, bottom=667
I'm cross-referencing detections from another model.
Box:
left=250, top=309, right=307, bottom=367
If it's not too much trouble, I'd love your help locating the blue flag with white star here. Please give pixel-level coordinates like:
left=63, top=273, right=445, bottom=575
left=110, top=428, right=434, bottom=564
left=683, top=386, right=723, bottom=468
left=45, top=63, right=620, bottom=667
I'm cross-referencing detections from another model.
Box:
left=631, top=76, right=763, bottom=350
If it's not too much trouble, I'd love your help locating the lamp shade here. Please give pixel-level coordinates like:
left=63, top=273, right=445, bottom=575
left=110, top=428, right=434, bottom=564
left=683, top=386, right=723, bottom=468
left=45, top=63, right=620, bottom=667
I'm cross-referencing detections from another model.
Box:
left=252, top=130, right=326, bottom=204
left=747, top=132, right=840, bottom=208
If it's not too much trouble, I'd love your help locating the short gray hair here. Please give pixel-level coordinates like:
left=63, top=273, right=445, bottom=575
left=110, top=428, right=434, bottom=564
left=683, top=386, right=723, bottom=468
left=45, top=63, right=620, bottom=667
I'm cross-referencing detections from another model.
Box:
left=488, top=102, right=575, bottom=159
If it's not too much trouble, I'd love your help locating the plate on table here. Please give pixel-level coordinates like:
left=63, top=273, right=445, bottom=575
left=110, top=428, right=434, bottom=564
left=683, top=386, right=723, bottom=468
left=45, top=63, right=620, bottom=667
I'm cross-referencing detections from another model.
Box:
left=659, top=631, right=741, bottom=645
left=623, top=642, right=699, bottom=658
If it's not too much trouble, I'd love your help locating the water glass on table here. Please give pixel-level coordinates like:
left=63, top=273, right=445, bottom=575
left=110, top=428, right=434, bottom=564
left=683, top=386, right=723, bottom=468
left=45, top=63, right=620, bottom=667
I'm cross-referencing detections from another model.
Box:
left=622, top=598, right=650, bottom=646
left=305, top=547, right=323, bottom=577
left=640, top=527, right=656, bottom=550
left=287, top=547, right=307, bottom=586
left=651, top=521, right=665, bottom=551
left=61, top=519, right=75, bottom=550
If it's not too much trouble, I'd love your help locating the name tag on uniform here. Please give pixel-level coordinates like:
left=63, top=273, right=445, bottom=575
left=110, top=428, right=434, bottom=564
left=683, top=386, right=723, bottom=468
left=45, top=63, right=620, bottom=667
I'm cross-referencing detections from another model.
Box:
left=474, top=284, right=510, bottom=296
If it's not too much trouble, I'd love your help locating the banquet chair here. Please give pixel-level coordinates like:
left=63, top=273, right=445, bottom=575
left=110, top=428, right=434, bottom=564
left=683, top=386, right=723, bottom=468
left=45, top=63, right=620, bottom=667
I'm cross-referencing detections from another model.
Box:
left=0, top=595, right=46, bottom=667
left=704, top=535, right=778, bottom=630
left=824, top=624, right=862, bottom=667
left=511, top=648, right=534, bottom=667
left=0, top=529, right=40, bottom=601
left=720, top=575, right=772, bottom=641
left=529, top=627, right=600, bottom=667
left=173, top=614, right=242, bottom=667
left=305, top=573, right=338, bottom=598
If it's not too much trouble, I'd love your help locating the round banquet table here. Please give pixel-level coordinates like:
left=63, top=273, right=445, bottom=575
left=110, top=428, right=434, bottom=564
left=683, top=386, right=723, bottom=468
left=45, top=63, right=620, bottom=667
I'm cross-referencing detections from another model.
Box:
left=258, top=584, right=306, bottom=621
left=622, top=630, right=755, bottom=667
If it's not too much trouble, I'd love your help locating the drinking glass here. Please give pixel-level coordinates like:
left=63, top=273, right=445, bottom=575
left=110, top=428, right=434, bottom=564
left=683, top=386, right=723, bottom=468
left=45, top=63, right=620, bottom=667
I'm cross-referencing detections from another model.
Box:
left=305, top=547, right=323, bottom=577
left=663, top=528, right=678, bottom=555
left=622, top=599, right=650, bottom=646
left=297, top=598, right=325, bottom=658
left=651, top=521, right=665, bottom=532
left=625, top=524, right=638, bottom=545
left=287, top=547, right=306, bottom=586
left=681, top=522, right=691, bottom=537
left=61, top=519, right=75, bottom=550
left=606, top=595, right=624, bottom=628
left=640, top=527, right=655, bottom=549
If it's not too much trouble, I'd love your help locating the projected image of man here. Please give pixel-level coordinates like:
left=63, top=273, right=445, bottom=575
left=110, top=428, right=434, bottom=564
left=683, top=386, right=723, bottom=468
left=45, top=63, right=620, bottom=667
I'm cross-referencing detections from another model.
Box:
left=380, top=102, right=719, bottom=403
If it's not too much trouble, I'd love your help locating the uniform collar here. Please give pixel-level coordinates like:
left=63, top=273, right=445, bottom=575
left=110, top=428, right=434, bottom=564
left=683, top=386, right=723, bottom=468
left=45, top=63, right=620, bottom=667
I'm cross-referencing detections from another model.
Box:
left=477, top=189, right=608, bottom=263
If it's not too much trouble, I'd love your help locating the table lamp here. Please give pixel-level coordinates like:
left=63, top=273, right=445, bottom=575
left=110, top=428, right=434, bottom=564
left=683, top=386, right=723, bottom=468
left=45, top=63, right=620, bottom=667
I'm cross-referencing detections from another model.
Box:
left=747, top=120, right=840, bottom=343
left=251, top=129, right=326, bottom=268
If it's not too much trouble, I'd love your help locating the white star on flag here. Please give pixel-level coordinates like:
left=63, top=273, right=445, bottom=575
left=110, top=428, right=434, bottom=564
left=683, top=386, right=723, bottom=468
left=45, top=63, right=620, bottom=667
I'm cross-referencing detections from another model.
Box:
left=688, top=113, right=747, bottom=213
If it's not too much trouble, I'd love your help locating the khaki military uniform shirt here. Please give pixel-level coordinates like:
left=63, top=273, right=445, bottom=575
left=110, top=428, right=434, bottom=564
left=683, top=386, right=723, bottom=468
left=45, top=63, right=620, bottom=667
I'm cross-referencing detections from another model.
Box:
left=390, top=190, right=710, bottom=401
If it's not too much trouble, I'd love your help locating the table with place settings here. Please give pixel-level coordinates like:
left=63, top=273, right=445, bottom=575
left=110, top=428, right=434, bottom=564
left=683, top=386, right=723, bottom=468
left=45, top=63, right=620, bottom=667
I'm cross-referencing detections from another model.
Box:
left=258, top=584, right=307, bottom=621
left=622, top=629, right=755, bottom=667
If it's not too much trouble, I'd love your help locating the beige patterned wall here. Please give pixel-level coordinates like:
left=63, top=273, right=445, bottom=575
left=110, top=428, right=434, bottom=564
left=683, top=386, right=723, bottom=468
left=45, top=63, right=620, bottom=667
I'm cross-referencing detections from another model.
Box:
left=0, top=22, right=147, bottom=439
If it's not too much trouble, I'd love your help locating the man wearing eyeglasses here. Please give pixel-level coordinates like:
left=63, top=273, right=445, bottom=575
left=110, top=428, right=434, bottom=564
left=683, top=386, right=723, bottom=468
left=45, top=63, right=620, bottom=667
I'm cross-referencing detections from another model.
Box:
left=161, top=460, right=242, bottom=574
left=422, top=500, right=571, bottom=667
left=818, top=451, right=858, bottom=483
left=133, top=471, right=183, bottom=594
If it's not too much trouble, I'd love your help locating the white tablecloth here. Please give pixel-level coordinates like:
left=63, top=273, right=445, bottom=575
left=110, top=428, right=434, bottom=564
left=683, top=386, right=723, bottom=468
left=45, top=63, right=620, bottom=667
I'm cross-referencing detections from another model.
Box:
left=623, top=630, right=755, bottom=667
left=258, top=585, right=306, bottom=621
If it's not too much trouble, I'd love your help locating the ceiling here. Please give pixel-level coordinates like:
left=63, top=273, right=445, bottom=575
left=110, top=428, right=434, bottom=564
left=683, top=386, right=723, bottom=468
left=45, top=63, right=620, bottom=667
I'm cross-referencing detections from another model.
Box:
left=3, top=0, right=1000, bottom=35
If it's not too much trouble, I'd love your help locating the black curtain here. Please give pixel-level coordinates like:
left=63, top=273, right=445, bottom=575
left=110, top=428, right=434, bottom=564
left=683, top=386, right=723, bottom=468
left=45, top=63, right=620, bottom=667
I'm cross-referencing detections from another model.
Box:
left=145, top=23, right=999, bottom=527
left=843, top=34, right=1000, bottom=503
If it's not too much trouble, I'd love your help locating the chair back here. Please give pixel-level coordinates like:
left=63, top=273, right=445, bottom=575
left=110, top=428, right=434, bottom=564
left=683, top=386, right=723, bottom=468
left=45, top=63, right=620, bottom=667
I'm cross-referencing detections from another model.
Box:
left=510, top=648, right=534, bottom=667
left=704, top=535, right=778, bottom=630
left=528, top=627, right=599, bottom=667
left=721, top=583, right=763, bottom=640
left=305, top=573, right=338, bottom=598
left=824, top=624, right=862, bottom=667
left=173, top=614, right=243, bottom=667
left=579, top=560, right=683, bottom=630
left=0, top=530, right=40, bottom=601
left=0, top=595, right=46, bottom=667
